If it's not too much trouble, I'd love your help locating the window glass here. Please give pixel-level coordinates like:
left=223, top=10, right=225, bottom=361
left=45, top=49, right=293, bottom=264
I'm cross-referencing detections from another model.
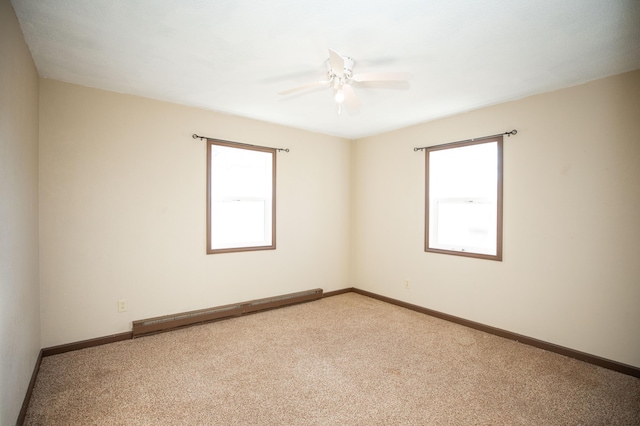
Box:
left=426, top=137, right=502, bottom=260
left=207, top=140, right=276, bottom=254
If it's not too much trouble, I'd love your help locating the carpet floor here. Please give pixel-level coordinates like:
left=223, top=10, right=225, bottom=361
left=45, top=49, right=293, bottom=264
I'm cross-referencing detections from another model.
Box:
left=24, top=293, right=640, bottom=425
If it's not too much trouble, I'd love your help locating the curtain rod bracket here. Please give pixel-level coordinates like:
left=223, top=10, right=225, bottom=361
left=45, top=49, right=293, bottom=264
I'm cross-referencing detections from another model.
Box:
left=414, top=129, right=517, bottom=152
left=192, top=134, right=289, bottom=152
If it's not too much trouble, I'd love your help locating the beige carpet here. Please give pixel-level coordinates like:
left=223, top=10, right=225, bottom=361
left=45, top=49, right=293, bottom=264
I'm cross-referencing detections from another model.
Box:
left=25, top=293, right=640, bottom=425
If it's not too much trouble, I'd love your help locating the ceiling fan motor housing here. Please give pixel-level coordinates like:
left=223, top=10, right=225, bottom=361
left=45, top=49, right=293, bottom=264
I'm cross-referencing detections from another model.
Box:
left=327, top=56, right=355, bottom=80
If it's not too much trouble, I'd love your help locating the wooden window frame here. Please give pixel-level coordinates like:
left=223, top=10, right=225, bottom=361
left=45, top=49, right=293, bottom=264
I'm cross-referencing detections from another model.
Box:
left=206, top=139, right=276, bottom=255
left=425, top=136, right=503, bottom=261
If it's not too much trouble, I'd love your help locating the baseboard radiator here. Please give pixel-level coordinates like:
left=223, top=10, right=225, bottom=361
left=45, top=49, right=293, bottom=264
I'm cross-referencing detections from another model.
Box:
left=132, top=288, right=323, bottom=338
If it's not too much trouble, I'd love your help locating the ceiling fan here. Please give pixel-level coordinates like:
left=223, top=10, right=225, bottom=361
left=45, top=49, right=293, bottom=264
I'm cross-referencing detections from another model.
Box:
left=278, top=49, right=411, bottom=114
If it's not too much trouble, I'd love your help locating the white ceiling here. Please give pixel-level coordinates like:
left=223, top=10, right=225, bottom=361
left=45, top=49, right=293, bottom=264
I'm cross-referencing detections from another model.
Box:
left=11, top=0, right=640, bottom=139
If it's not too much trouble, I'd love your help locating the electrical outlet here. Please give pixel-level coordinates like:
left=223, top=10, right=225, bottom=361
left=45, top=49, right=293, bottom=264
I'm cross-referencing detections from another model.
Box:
left=404, top=280, right=410, bottom=289
left=118, top=299, right=127, bottom=313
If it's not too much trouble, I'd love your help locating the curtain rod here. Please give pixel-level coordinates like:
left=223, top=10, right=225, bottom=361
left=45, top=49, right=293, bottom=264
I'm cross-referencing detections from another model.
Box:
left=413, top=130, right=517, bottom=152
left=192, top=134, right=290, bottom=152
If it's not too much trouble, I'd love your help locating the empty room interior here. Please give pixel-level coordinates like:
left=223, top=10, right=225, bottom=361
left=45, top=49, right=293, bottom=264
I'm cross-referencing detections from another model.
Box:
left=2, top=0, right=640, bottom=424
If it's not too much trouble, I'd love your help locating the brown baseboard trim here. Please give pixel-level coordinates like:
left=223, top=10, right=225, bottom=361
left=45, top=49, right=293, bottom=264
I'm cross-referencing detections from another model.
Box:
left=16, top=349, right=43, bottom=426
left=323, top=288, right=354, bottom=298
left=42, top=332, right=133, bottom=357
left=352, top=288, right=640, bottom=378
left=132, top=288, right=324, bottom=338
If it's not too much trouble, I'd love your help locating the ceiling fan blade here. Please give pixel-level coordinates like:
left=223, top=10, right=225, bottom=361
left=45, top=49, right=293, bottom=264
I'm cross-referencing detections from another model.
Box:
left=342, top=85, right=360, bottom=111
left=328, top=49, right=345, bottom=78
left=278, top=80, right=329, bottom=96
left=352, top=72, right=411, bottom=82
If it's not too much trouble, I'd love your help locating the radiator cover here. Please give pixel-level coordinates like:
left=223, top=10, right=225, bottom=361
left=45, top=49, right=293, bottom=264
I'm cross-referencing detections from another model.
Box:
left=132, top=288, right=323, bottom=337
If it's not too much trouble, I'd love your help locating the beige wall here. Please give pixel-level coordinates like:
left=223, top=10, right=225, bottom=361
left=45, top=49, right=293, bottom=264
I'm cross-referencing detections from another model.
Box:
left=27, top=38, right=640, bottom=391
left=352, top=70, right=640, bottom=367
left=39, top=79, right=352, bottom=348
left=0, top=0, right=41, bottom=424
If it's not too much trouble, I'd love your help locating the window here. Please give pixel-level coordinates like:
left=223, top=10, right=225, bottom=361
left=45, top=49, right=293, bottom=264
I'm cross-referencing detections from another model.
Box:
left=207, top=139, right=276, bottom=254
left=425, top=136, right=503, bottom=260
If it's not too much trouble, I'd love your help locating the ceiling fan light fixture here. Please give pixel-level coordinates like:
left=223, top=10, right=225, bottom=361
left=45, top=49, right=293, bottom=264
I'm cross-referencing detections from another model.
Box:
left=334, top=88, right=345, bottom=104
